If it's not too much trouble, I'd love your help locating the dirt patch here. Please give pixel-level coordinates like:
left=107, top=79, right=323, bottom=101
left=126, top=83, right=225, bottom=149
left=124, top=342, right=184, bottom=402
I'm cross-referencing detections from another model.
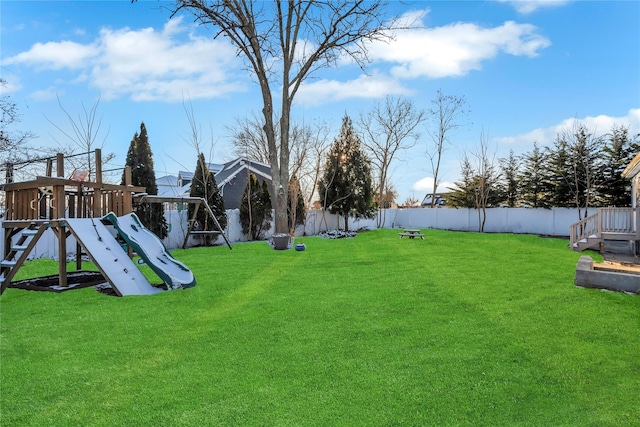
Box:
left=601, top=240, right=639, bottom=264
left=9, top=271, right=107, bottom=292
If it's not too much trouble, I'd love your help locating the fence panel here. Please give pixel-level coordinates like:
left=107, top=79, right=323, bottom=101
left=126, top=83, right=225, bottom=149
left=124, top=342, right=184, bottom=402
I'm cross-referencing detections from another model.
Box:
left=0, top=206, right=611, bottom=256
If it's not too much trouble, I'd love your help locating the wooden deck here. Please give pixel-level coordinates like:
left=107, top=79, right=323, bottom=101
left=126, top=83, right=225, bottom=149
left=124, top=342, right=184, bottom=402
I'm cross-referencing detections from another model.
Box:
left=570, top=207, right=638, bottom=252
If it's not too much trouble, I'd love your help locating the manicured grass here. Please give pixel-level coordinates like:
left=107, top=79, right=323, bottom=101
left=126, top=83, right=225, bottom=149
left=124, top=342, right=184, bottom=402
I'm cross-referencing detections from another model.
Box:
left=1, top=229, right=639, bottom=426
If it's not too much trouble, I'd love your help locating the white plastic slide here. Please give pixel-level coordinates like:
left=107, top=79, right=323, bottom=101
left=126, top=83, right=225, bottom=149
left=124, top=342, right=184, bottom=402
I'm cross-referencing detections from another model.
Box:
left=104, top=212, right=196, bottom=290
left=65, top=218, right=162, bottom=296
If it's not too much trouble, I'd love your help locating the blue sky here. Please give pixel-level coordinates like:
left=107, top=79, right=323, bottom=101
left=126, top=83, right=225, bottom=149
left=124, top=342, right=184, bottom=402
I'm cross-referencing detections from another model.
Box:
left=2, top=0, right=639, bottom=204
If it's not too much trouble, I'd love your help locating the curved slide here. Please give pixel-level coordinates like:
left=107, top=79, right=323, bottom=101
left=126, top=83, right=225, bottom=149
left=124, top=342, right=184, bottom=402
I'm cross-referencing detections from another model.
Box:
left=104, top=212, right=196, bottom=290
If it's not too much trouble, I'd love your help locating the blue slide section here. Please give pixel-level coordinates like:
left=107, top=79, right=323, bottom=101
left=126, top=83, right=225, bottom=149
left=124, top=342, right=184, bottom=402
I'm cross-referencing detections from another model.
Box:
left=104, top=212, right=196, bottom=289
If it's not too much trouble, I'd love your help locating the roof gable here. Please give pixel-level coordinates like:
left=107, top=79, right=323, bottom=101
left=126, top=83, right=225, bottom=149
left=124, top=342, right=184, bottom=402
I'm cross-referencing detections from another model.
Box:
left=622, top=151, right=640, bottom=179
left=216, top=157, right=272, bottom=188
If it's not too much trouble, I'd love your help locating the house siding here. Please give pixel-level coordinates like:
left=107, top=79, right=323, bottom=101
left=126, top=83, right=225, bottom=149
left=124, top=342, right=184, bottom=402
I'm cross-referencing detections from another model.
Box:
left=221, top=173, right=271, bottom=210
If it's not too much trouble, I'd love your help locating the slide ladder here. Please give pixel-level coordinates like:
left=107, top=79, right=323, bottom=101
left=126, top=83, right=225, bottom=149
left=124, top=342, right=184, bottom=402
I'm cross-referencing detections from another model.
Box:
left=0, top=223, right=48, bottom=295
left=65, top=218, right=162, bottom=296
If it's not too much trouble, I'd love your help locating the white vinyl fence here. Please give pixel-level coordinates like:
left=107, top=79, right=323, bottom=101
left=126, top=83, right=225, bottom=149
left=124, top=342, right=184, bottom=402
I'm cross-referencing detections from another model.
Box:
left=1, top=207, right=585, bottom=259
left=377, top=207, right=581, bottom=236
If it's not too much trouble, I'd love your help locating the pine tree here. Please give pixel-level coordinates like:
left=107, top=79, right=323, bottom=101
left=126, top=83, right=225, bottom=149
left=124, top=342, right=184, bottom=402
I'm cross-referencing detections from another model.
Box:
left=188, top=153, right=227, bottom=245
left=318, top=114, right=374, bottom=231
left=122, top=122, right=168, bottom=239
left=122, top=134, right=137, bottom=185
left=519, top=142, right=551, bottom=208
left=566, top=125, right=603, bottom=218
left=597, top=125, right=640, bottom=207
left=444, top=157, right=477, bottom=208
left=240, top=173, right=273, bottom=240
left=498, top=150, right=520, bottom=207
left=546, top=138, right=575, bottom=208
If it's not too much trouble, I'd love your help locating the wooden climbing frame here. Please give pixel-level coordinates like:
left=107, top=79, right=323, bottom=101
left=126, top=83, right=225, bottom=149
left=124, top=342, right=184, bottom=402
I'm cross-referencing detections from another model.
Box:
left=0, top=149, right=145, bottom=295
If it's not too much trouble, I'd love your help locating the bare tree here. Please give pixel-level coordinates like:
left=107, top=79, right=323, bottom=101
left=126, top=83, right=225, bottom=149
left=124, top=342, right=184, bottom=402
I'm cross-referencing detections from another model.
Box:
left=228, top=112, right=271, bottom=163
left=304, top=123, right=330, bottom=206
left=360, top=95, right=424, bottom=227
left=45, top=94, right=114, bottom=181
left=0, top=79, right=36, bottom=165
left=182, top=97, right=218, bottom=165
left=161, top=0, right=394, bottom=234
left=0, top=79, right=47, bottom=185
left=296, top=121, right=330, bottom=207
left=426, top=89, right=469, bottom=207
left=469, top=131, right=499, bottom=232
left=228, top=112, right=330, bottom=207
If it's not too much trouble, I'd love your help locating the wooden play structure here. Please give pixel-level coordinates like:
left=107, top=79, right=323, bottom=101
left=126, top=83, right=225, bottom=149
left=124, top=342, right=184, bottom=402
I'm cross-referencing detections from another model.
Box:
left=0, top=149, right=229, bottom=296
left=0, top=149, right=144, bottom=294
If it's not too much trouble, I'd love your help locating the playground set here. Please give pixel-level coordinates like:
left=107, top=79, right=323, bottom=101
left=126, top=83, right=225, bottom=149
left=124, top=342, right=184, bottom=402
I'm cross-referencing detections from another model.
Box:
left=0, top=149, right=227, bottom=297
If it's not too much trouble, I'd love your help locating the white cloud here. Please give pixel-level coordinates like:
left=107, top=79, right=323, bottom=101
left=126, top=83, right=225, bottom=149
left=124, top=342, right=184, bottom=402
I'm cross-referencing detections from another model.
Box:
left=4, top=10, right=552, bottom=105
left=296, top=72, right=412, bottom=106
left=412, top=176, right=455, bottom=193
left=0, top=76, right=22, bottom=95
left=91, top=20, right=246, bottom=101
left=5, top=17, right=245, bottom=102
left=498, top=0, right=572, bottom=14
left=495, top=108, right=640, bottom=148
left=372, top=13, right=551, bottom=79
left=29, top=87, right=60, bottom=101
left=4, top=40, right=98, bottom=70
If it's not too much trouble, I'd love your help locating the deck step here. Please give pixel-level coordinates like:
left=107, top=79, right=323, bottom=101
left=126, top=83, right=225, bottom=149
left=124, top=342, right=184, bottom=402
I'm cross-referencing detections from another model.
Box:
left=1, top=260, right=17, bottom=268
left=11, top=245, right=28, bottom=252
left=22, top=229, right=39, bottom=236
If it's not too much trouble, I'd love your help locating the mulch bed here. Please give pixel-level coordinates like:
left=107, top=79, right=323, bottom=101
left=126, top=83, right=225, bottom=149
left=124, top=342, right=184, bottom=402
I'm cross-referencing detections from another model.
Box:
left=9, top=271, right=108, bottom=293
left=9, top=272, right=167, bottom=297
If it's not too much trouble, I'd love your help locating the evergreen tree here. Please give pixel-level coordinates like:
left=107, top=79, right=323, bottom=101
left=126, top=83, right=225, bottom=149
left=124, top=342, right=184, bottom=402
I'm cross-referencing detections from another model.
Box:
left=542, top=124, right=604, bottom=218
left=122, top=134, right=137, bottom=184
left=240, top=173, right=273, bottom=240
left=445, top=152, right=502, bottom=214
left=565, top=125, right=603, bottom=218
left=444, top=157, right=477, bottom=208
left=318, top=114, right=374, bottom=231
left=189, top=153, right=227, bottom=245
left=546, top=138, right=575, bottom=208
left=122, top=122, right=168, bottom=239
left=498, top=150, right=520, bottom=207
left=519, top=142, right=551, bottom=208
left=597, top=125, right=640, bottom=207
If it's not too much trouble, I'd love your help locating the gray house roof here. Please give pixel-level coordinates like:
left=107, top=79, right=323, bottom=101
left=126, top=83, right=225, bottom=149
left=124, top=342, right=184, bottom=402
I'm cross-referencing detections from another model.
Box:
left=216, top=158, right=272, bottom=210
left=166, top=157, right=273, bottom=210
left=216, top=158, right=271, bottom=187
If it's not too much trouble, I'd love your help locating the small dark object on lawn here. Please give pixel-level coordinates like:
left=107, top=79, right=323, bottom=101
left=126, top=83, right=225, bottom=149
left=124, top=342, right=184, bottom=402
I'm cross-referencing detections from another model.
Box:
left=295, top=243, right=306, bottom=251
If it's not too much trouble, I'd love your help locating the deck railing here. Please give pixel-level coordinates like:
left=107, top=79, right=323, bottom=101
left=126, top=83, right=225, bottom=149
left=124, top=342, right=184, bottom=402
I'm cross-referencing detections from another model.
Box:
left=569, top=207, right=636, bottom=249
left=599, top=207, right=635, bottom=233
left=1, top=177, right=145, bottom=222
left=1, top=150, right=144, bottom=223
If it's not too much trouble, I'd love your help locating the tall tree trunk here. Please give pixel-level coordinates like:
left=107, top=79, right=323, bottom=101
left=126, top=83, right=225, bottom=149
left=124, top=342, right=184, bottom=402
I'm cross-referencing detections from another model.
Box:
left=431, top=140, right=443, bottom=208
left=257, top=72, right=289, bottom=235
left=344, top=213, right=349, bottom=232
left=376, top=172, right=385, bottom=227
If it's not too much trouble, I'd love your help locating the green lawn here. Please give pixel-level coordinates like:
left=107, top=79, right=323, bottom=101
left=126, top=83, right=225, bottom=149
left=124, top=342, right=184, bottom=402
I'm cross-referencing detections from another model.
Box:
left=1, top=229, right=639, bottom=426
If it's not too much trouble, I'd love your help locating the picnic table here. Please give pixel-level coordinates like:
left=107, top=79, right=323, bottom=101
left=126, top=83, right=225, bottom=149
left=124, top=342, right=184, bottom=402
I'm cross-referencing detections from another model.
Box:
left=399, top=229, right=425, bottom=240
